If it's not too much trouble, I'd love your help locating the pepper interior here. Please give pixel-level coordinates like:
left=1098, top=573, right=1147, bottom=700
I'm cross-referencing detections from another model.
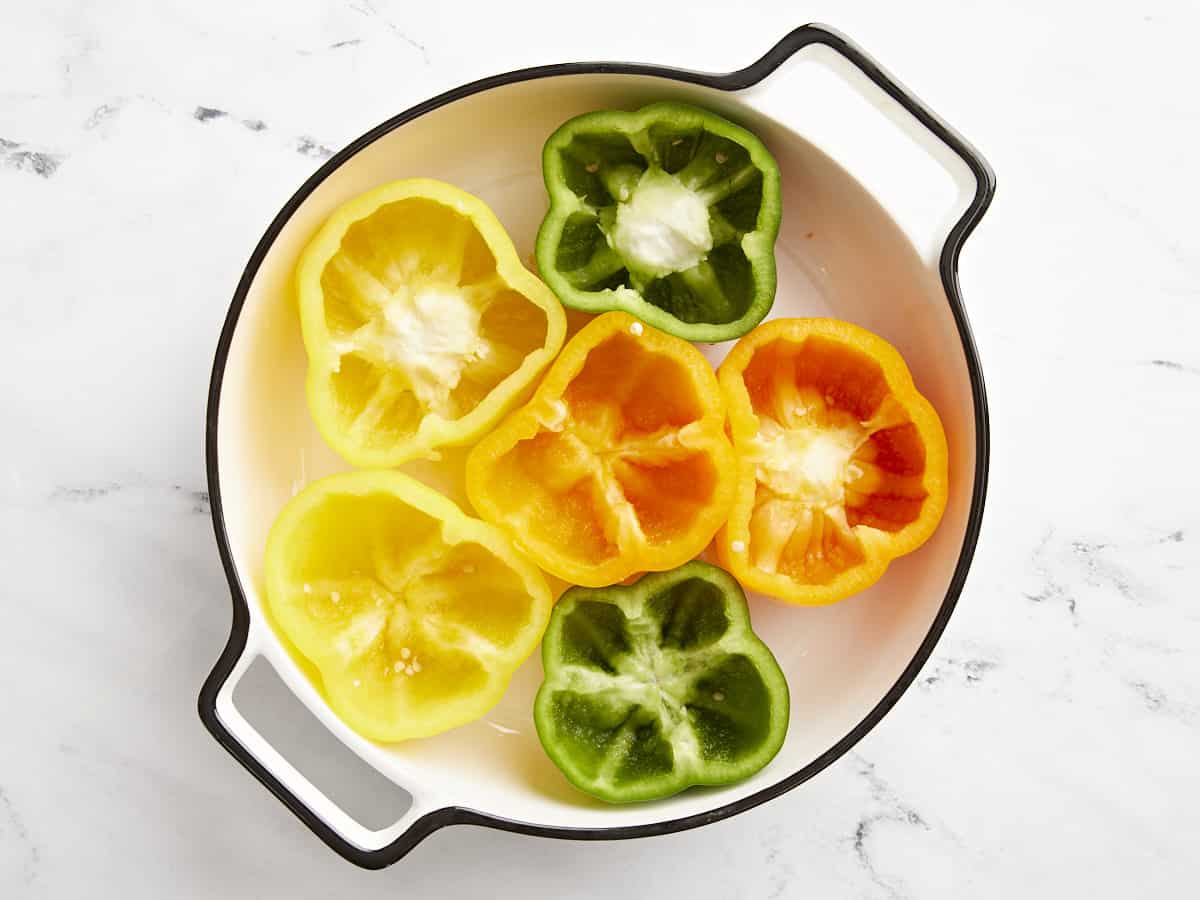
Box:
left=553, top=126, right=764, bottom=324
left=487, top=331, right=722, bottom=566
left=318, top=198, right=549, bottom=452
left=545, top=578, right=776, bottom=790
left=740, top=336, right=929, bottom=584
left=272, top=489, right=539, bottom=722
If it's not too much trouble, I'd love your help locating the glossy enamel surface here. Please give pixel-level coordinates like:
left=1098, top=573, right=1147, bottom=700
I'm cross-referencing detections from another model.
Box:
left=200, top=25, right=993, bottom=868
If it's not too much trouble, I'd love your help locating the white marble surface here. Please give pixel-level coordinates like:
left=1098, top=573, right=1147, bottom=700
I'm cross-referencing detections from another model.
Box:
left=2, top=1, right=1197, bottom=896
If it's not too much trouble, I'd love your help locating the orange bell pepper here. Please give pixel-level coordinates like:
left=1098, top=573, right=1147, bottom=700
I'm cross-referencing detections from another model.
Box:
left=466, top=311, right=735, bottom=587
left=716, top=318, right=948, bottom=605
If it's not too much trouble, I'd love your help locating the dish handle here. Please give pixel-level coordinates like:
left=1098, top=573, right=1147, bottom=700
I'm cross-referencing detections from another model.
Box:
left=198, top=627, right=440, bottom=868
left=728, top=23, right=996, bottom=266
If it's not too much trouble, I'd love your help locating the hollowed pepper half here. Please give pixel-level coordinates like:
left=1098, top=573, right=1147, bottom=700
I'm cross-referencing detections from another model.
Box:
left=534, top=560, right=789, bottom=803
left=536, top=102, right=782, bottom=343
left=264, top=470, right=553, bottom=742
left=717, top=319, right=949, bottom=605
left=296, top=179, right=566, bottom=466
left=465, top=311, right=735, bottom=587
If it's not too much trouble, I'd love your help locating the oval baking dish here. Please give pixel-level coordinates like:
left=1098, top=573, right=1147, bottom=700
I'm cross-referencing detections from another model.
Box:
left=199, top=23, right=995, bottom=869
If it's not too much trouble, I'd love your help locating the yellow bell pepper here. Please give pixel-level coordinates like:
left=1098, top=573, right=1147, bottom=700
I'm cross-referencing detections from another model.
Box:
left=295, top=179, right=566, bottom=466
left=466, top=311, right=735, bottom=587
left=716, top=318, right=949, bottom=605
left=264, top=470, right=553, bottom=742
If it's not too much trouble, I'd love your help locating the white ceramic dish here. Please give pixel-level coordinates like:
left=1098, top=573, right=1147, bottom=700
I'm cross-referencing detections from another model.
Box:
left=200, top=24, right=995, bottom=868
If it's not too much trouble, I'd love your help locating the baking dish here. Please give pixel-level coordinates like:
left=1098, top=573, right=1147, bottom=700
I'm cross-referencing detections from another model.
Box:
left=199, top=23, right=995, bottom=868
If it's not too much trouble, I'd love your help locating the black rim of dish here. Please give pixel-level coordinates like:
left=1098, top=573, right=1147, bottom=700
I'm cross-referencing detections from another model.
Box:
left=198, top=22, right=996, bottom=870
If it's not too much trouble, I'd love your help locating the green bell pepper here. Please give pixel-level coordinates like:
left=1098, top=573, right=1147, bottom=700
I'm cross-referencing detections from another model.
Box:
left=533, top=560, right=789, bottom=803
left=536, top=101, right=782, bottom=343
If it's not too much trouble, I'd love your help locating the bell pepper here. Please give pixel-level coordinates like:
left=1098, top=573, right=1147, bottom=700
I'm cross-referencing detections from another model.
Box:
left=465, top=311, right=735, bottom=587
left=295, top=178, right=567, bottom=466
left=534, top=560, right=789, bottom=803
left=264, top=470, right=553, bottom=742
left=716, top=318, right=949, bottom=605
left=536, top=102, right=781, bottom=343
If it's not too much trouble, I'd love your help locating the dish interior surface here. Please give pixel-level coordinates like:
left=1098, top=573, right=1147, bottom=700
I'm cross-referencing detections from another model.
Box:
left=215, top=72, right=976, bottom=831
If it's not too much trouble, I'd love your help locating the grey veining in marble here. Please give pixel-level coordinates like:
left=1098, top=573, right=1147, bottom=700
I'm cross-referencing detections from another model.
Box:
left=1, top=1, right=1196, bottom=897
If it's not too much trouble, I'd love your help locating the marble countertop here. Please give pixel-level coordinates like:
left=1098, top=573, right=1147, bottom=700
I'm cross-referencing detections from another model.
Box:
left=2, top=1, right=1196, bottom=896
